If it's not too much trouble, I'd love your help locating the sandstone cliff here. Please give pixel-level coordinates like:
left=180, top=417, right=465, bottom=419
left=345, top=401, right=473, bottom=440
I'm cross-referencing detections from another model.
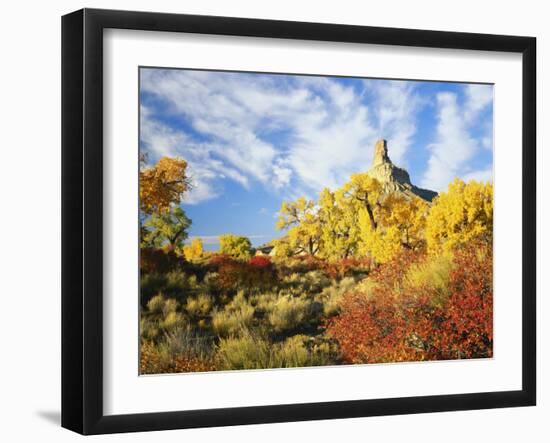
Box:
left=368, top=139, right=437, bottom=202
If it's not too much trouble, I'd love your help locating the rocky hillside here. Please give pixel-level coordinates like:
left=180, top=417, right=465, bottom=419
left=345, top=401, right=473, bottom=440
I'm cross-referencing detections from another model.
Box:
left=368, top=139, right=437, bottom=202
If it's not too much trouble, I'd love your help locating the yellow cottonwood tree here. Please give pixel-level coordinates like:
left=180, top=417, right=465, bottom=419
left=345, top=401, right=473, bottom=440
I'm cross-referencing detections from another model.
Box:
left=275, top=197, right=322, bottom=256
left=317, top=188, right=360, bottom=260
left=275, top=173, right=430, bottom=263
left=219, top=234, right=252, bottom=260
left=182, top=238, right=204, bottom=261
left=140, top=157, right=191, bottom=215
left=349, top=177, right=428, bottom=263
left=426, top=178, right=493, bottom=254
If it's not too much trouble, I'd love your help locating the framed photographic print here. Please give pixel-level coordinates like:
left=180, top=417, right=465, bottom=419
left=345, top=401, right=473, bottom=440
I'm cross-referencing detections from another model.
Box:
left=61, top=8, right=536, bottom=435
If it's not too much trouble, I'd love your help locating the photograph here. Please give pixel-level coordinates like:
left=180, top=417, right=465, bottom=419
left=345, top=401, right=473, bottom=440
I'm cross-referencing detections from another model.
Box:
left=138, top=68, right=494, bottom=374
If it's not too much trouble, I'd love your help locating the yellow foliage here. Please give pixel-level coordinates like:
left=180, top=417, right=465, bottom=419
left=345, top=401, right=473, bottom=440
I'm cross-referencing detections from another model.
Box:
left=275, top=197, right=322, bottom=256
left=183, top=238, right=204, bottom=261
left=140, top=157, right=190, bottom=215
left=219, top=234, right=252, bottom=260
left=426, top=178, right=493, bottom=254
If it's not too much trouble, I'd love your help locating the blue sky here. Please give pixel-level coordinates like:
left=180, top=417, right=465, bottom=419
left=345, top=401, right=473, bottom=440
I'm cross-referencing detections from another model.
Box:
left=140, top=68, right=493, bottom=250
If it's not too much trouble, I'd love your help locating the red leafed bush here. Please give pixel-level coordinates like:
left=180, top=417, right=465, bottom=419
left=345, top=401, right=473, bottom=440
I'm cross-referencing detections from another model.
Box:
left=323, top=257, right=372, bottom=279
left=249, top=255, right=273, bottom=269
left=434, top=245, right=493, bottom=359
left=214, top=256, right=276, bottom=291
left=208, top=254, right=237, bottom=269
left=217, top=261, right=248, bottom=290
left=327, top=243, right=492, bottom=364
left=140, top=247, right=182, bottom=274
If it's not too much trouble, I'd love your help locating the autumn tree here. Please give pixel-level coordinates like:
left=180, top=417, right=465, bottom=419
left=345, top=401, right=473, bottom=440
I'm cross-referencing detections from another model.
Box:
left=274, top=197, right=322, bottom=257
left=140, top=157, right=191, bottom=215
left=426, top=178, right=493, bottom=254
left=357, top=191, right=429, bottom=263
left=334, top=173, right=428, bottom=263
left=219, top=234, right=252, bottom=260
left=142, top=206, right=192, bottom=251
left=275, top=174, right=429, bottom=263
left=317, top=188, right=360, bottom=260
left=182, top=238, right=204, bottom=261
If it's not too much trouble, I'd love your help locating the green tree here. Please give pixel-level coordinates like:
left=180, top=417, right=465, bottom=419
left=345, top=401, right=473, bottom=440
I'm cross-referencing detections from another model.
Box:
left=142, top=206, right=192, bottom=251
left=219, top=234, right=252, bottom=260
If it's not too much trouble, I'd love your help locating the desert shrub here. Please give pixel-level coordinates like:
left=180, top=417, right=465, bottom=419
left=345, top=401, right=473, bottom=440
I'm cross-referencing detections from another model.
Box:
left=212, top=292, right=255, bottom=337
left=323, top=257, right=372, bottom=279
left=140, top=270, right=198, bottom=306
left=273, top=335, right=310, bottom=367
left=251, top=292, right=279, bottom=313
left=249, top=255, right=273, bottom=269
left=320, top=276, right=360, bottom=316
left=276, top=255, right=324, bottom=276
left=140, top=340, right=216, bottom=374
left=327, top=243, right=493, bottom=364
left=146, top=293, right=179, bottom=316
left=163, top=297, right=179, bottom=316
left=267, top=295, right=312, bottom=333
left=161, top=311, right=185, bottom=331
left=248, top=256, right=276, bottom=288
left=434, top=243, right=493, bottom=359
left=165, top=270, right=197, bottom=296
left=208, top=254, right=236, bottom=268
left=217, top=331, right=336, bottom=370
left=140, top=273, right=167, bottom=307
left=147, top=293, right=166, bottom=314
left=140, top=247, right=182, bottom=274
left=140, top=341, right=168, bottom=374
left=404, top=254, right=454, bottom=307
left=282, top=270, right=331, bottom=294
left=202, top=272, right=220, bottom=292
left=216, top=330, right=271, bottom=370
left=140, top=317, right=161, bottom=341
left=216, top=259, right=276, bottom=292
left=185, top=293, right=214, bottom=317
left=216, top=260, right=248, bottom=291
left=162, top=327, right=215, bottom=361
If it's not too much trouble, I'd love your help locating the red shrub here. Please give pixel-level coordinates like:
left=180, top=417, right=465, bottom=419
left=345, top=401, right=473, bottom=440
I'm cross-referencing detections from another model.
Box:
left=217, top=261, right=248, bottom=290
left=216, top=256, right=276, bottom=291
left=327, top=244, right=493, bottom=364
left=249, top=255, right=273, bottom=269
left=140, top=247, right=182, bottom=274
left=323, top=257, right=373, bottom=279
left=208, top=254, right=237, bottom=268
left=433, top=245, right=493, bottom=359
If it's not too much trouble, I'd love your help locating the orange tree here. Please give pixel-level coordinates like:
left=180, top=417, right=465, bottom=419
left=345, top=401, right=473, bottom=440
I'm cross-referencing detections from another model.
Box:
left=140, top=156, right=191, bottom=215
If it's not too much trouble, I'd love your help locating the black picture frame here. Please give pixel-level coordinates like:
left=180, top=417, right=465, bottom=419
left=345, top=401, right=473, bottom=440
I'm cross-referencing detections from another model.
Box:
left=62, top=8, right=536, bottom=435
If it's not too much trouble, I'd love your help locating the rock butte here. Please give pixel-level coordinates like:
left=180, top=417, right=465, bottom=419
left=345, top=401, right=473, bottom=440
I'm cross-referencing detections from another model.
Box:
left=368, top=139, right=437, bottom=202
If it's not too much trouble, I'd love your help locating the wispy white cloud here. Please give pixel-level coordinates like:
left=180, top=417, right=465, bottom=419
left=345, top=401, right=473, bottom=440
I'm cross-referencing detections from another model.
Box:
left=365, top=80, right=422, bottom=166
left=140, top=70, right=425, bottom=202
left=421, top=84, right=493, bottom=191
left=463, top=167, right=493, bottom=183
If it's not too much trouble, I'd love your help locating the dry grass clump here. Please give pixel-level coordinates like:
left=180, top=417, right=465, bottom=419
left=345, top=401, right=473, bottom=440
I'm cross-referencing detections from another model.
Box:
left=211, top=291, right=255, bottom=337
left=216, top=330, right=332, bottom=370
left=185, top=293, right=214, bottom=317
left=267, top=295, right=311, bottom=333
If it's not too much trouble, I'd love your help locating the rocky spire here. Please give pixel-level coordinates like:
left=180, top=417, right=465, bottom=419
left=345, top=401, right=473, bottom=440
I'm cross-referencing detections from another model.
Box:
left=372, top=139, right=391, bottom=167
left=367, top=139, right=437, bottom=202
